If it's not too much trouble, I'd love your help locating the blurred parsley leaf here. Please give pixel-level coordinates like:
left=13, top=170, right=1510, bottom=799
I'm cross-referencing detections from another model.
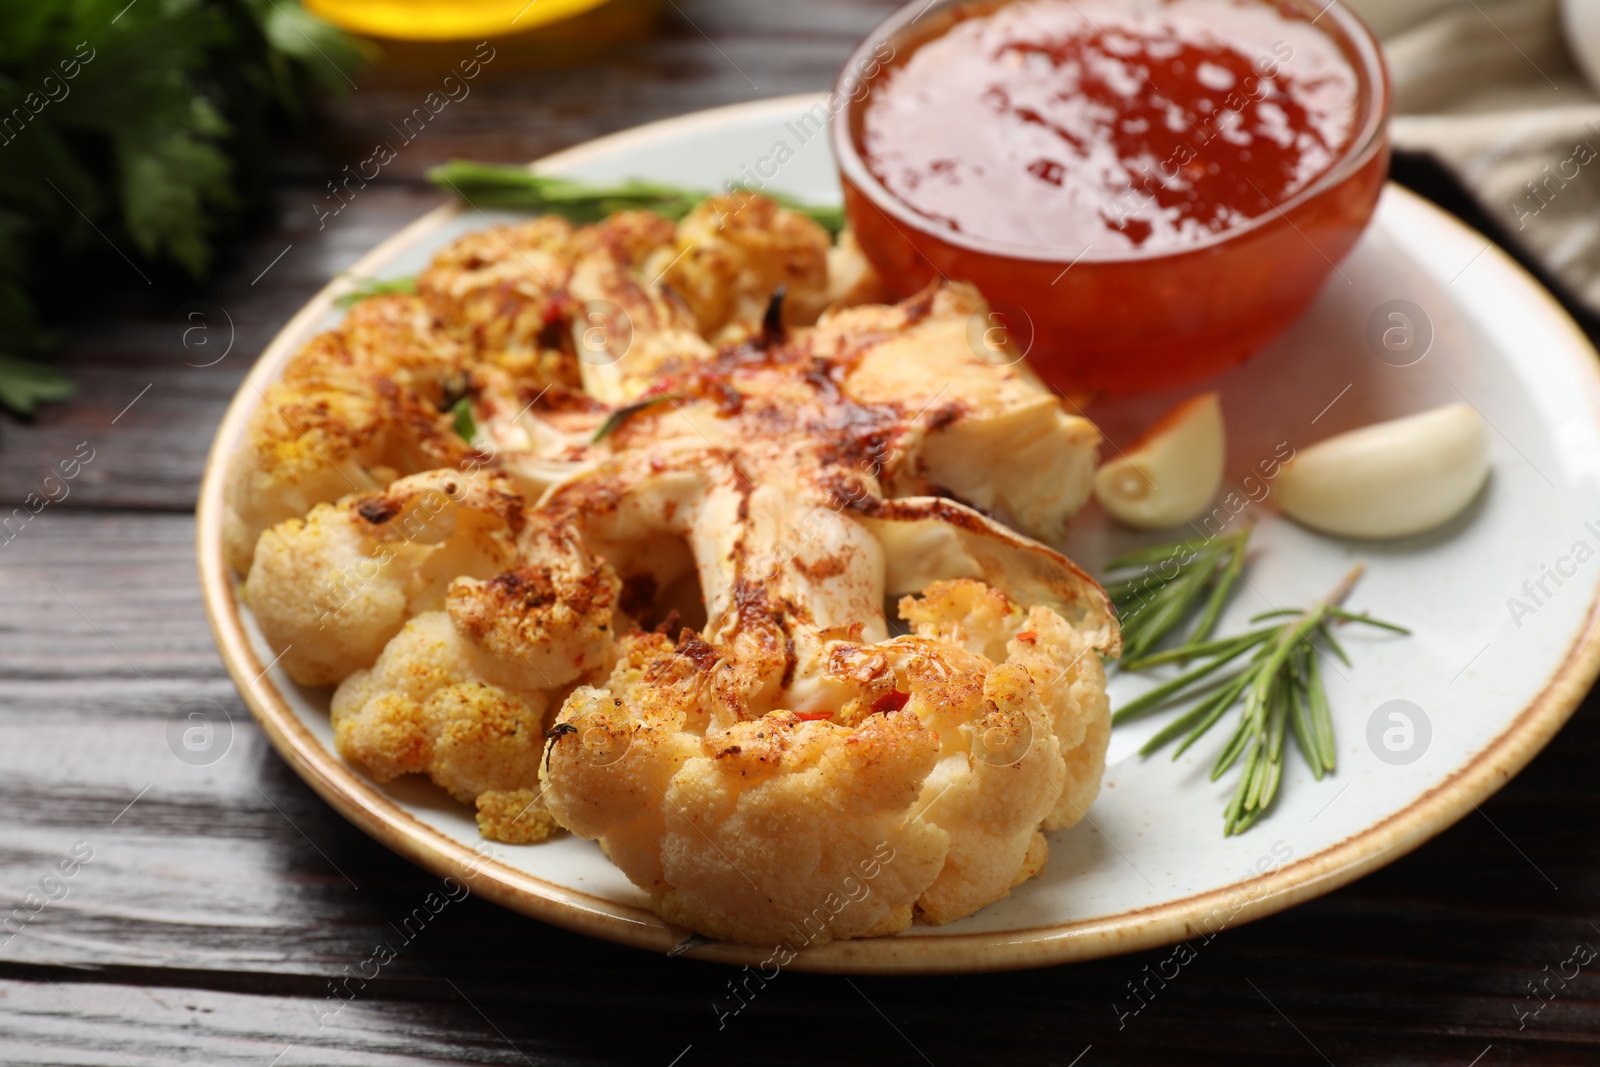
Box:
left=0, top=353, right=74, bottom=415
left=0, top=0, right=367, bottom=417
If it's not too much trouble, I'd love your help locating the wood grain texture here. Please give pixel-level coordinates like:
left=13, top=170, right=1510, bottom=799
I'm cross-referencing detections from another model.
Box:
left=2, top=1, right=1598, bottom=1063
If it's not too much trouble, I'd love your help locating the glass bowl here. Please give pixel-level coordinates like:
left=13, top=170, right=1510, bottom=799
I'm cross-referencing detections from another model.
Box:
left=831, top=0, right=1392, bottom=395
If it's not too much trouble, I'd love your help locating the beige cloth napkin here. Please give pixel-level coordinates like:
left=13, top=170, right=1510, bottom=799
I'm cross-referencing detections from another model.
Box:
left=1344, top=0, right=1600, bottom=311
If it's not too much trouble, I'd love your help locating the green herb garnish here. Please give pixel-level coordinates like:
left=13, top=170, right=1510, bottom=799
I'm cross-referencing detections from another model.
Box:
left=450, top=396, right=476, bottom=443
left=1105, top=527, right=1250, bottom=666
left=335, top=274, right=417, bottom=308
left=0, top=353, right=76, bottom=415
left=427, top=160, right=846, bottom=235
left=1111, top=547, right=1408, bottom=835
left=592, top=394, right=681, bottom=443
left=0, top=0, right=368, bottom=414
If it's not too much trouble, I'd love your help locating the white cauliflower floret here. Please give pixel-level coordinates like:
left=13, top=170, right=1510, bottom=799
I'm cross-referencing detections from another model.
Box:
left=332, top=611, right=558, bottom=842
left=542, top=630, right=954, bottom=945
left=648, top=194, right=832, bottom=341
left=657, top=711, right=949, bottom=944
left=222, top=295, right=476, bottom=573
left=825, top=227, right=893, bottom=311
left=446, top=524, right=624, bottom=691
left=543, top=577, right=1112, bottom=946
left=243, top=469, right=522, bottom=686
left=244, top=502, right=426, bottom=687
left=892, top=651, right=1064, bottom=925
left=1013, top=607, right=1112, bottom=830
left=834, top=283, right=1101, bottom=544
left=547, top=686, right=701, bottom=889
left=900, top=579, right=1111, bottom=830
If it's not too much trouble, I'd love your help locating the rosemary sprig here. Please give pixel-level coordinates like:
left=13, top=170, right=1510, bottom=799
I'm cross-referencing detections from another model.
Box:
left=427, top=160, right=847, bottom=235
left=1104, top=526, right=1251, bottom=665
left=1113, top=563, right=1409, bottom=835
left=335, top=274, right=417, bottom=308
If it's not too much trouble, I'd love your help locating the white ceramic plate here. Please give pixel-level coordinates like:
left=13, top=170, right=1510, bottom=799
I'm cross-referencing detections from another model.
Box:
left=199, top=94, right=1600, bottom=973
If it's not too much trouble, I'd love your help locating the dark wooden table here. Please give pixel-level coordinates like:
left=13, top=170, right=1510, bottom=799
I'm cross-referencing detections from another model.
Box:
left=3, top=2, right=1597, bottom=1062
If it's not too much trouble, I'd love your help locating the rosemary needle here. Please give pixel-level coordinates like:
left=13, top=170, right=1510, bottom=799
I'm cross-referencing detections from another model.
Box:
left=1188, top=525, right=1248, bottom=643
left=1107, top=526, right=1251, bottom=663
left=1120, top=623, right=1279, bottom=672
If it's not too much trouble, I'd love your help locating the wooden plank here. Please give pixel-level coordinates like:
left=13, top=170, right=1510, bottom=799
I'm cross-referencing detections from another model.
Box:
left=0, top=977, right=538, bottom=1065
left=2, top=918, right=1600, bottom=1067
left=0, top=512, right=227, bottom=683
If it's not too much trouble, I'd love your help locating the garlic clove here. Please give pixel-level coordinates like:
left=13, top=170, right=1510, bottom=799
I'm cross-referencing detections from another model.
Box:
left=1094, top=392, right=1226, bottom=529
left=1276, top=402, right=1490, bottom=540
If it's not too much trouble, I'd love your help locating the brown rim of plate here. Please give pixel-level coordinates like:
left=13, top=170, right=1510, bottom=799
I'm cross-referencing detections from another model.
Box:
left=197, top=94, right=1600, bottom=975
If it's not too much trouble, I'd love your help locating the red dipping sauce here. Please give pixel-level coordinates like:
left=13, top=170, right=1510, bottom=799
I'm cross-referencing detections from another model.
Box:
left=835, top=0, right=1389, bottom=394
left=863, top=0, right=1357, bottom=253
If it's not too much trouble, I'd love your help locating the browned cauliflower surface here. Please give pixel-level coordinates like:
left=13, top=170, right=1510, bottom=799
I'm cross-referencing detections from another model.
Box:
left=227, top=194, right=1116, bottom=946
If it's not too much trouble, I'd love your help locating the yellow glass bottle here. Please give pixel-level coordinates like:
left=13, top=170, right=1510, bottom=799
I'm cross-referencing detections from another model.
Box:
left=305, top=0, right=614, bottom=40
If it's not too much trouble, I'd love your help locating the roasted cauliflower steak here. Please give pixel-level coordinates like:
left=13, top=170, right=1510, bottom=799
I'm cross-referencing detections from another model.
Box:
left=227, top=194, right=1116, bottom=945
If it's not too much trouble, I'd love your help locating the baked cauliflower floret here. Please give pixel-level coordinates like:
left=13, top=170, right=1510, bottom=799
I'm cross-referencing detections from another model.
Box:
left=834, top=283, right=1101, bottom=544
left=228, top=193, right=1120, bottom=948
left=223, top=295, right=475, bottom=572
left=446, top=524, right=624, bottom=691
left=900, top=579, right=1112, bottom=830
left=541, top=630, right=951, bottom=945
left=243, top=469, right=523, bottom=686
left=649, top=193, right=832, bottom=342
left=541, top=639, right=706, bottom=890
left=543, top=577, right=1112, bottom=946
left=656, top=711, right=949, bottom=945
left=882, top=642, right=1068, bottom=926
left=332, top=611, right=558, bottom=841
left=415, top=214, right=580, bottom=382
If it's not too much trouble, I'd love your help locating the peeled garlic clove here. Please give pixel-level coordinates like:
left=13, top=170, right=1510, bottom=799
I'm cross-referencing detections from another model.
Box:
left=1276, top=402, right=1490, bottom=539
left=1094, top=392, right=1225, bottom=529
